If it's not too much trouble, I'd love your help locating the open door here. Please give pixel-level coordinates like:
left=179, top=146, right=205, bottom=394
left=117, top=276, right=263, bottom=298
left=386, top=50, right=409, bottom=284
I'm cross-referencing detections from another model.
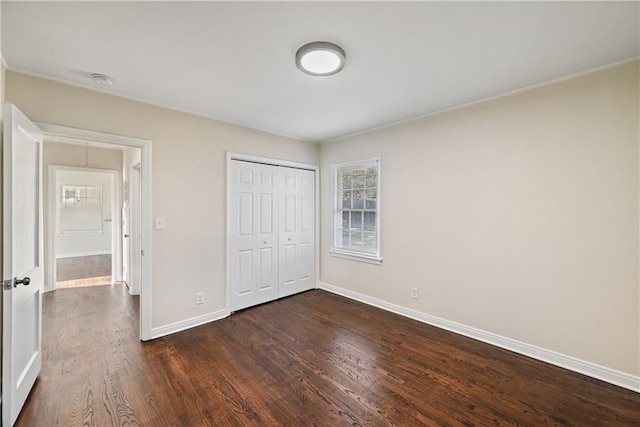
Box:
left=2, top=104, right=43, bottom=425
left=122, top=205, right=130, bottom=286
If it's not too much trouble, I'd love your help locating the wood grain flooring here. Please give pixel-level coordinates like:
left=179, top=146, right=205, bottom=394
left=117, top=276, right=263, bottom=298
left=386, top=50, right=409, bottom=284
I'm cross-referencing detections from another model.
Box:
left=16, top=286, right=640, bottom=426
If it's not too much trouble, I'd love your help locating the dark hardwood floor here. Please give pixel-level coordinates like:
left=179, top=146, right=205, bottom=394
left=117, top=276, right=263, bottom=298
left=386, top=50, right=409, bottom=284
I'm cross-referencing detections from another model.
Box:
left=17, top=286, right=640, bottom=426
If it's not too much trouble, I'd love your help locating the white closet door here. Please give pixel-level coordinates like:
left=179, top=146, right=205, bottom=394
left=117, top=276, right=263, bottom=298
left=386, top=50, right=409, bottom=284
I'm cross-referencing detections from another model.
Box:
left=279, top=168, right=315, bottom=298
left=229, top=161, right=279, bottom=311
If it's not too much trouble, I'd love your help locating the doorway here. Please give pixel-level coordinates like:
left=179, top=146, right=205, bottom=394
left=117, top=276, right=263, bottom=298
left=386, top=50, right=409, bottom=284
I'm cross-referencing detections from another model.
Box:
left=51, top=167, right=119, bottom=289
left=38, top=123, right=153, bottom=340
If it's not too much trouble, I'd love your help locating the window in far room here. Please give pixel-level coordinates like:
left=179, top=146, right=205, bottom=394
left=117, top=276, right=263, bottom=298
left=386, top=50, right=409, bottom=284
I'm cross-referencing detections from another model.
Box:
left=331, top=158, right=382, bottom=265
left=58, top=184, right=103, bottom=235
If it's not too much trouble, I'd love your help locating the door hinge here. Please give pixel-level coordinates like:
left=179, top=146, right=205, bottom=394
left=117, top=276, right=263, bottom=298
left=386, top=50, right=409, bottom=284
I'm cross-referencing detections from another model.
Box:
left=3, top=280, right=12, bottom=290
left=141, top=249, right=145, bottom=256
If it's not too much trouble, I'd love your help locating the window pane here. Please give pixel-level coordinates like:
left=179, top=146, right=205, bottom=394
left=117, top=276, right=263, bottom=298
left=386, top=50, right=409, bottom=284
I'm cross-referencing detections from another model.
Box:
left=351, top=211, right=362, bottom=230
left=62, top=186, right=79, bottom=205
left=366, top=167, right=377, bottom=187
left=341, top=229, right=351, bottom=248
left=351, top=230, right=363, bottom=248
left=364, top=212, right=376, bottom=232
left=353, top=169, right=365, bottom=188
left=341, top=171, right=352, bottom=189
left=342, top=211, right=350, bottom=229
left=363, top=232, right=377, bottom=251
left=365, top=189, right=377, bottom=209
left=342, top=190, right=352, bottom=209
left=353, top=189, right=365, bottom=209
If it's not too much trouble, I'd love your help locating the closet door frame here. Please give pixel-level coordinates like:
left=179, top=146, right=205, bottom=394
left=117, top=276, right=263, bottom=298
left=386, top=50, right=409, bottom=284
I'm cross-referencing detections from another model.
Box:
left=226, top=152, right=319, bottom=314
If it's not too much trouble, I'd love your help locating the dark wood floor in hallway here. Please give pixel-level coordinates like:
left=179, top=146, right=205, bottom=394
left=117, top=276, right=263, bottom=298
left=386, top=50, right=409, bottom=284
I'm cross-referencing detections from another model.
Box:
left=17, top=286, right=640, bottom=426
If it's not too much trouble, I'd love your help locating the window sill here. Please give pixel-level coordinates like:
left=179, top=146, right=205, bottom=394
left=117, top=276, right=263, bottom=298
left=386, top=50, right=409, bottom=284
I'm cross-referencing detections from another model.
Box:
left=329, top=249, right=383, bottom=265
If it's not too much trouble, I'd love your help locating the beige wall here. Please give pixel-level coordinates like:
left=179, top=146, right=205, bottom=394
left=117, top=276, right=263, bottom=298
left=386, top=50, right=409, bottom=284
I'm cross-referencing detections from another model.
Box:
left=320, top=61, right=640, bottom=376
left=6, top=71, right=319, bottom=329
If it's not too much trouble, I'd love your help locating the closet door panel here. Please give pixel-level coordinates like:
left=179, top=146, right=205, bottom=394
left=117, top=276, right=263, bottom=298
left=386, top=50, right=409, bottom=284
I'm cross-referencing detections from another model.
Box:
left=279, top=168, right=315, bottom=298
left=230, top=161, right=279, bottom=311
left=298, top=242, right=312, bottom=281
left=295, top=170, right=315, bottom=291
left=258, top=247, right=274, bottom=290
left=278, top=170, right=297, bottom=297
left=237, top=250, right=253, bottom=295
left=282, top=243, right=296, bottom=285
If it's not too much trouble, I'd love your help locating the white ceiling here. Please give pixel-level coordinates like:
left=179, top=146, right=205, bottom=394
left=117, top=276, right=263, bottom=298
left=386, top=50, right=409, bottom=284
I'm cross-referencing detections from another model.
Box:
left=3, top=2, right=639, bottom=143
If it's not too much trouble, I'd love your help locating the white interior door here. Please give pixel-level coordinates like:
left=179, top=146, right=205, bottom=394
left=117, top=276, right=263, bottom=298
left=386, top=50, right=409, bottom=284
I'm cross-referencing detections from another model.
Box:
left=122, top=205, right=130, bottom=285
left=278, top=168, right=315, bottom=298
left=3, top=104, right=44, bottom=426
left=229, top=160, right=279, bottom=311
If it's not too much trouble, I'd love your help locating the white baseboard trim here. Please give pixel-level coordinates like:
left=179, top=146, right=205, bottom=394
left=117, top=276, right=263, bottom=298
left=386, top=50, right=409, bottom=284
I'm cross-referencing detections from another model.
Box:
left=150, top=309, right=229, bottom=339
left=318, top=281, right=640, bottom=393
left=56, top=250, right=111, bottom=259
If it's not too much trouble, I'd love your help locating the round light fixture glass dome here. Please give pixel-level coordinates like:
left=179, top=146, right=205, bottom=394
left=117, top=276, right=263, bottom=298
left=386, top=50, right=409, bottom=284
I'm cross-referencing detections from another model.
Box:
left=296, top=42, right=346, bottom=76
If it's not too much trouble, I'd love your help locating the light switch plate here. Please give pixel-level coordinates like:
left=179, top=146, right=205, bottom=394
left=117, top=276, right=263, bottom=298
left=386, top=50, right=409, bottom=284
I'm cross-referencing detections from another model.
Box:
left=155, top=217, right=165, bottom=230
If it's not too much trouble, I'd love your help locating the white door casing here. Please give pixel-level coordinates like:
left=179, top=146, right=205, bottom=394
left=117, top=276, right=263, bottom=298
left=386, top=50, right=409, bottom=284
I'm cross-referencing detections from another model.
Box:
left=128, top=163, right=142, bottom=295
left=3, top=104, right=44, bottom=426
left=229, top=160, right=279, bottom=311
left=35, top=122, right=153, bottom=341
left=229, top=157, right=316, bottom=312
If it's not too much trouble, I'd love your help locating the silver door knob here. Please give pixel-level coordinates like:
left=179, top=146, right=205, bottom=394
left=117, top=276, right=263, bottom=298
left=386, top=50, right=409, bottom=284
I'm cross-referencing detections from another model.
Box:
left=14, top=277, right=30, bottom=287
left=124, top=234, right=130, bottom=238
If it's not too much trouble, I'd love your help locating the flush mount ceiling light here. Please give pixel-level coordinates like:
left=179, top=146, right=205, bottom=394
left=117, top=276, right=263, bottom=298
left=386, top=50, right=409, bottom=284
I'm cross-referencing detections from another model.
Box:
left=91, top=73, right=115, bottom=87
left=296, top=41, right=346, bottom=76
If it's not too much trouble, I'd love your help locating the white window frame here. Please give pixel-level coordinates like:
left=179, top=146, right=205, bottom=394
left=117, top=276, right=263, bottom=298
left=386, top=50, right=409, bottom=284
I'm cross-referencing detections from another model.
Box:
left=330, top=158, right=382, bottom=265
left=57, top=183, right=104, bottom=236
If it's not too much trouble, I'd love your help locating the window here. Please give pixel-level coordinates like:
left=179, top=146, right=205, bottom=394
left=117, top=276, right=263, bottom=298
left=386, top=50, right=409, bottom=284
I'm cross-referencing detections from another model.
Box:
left=58, top=184, right=103, bottom=235
left=331, top=158, right=382, bottom=264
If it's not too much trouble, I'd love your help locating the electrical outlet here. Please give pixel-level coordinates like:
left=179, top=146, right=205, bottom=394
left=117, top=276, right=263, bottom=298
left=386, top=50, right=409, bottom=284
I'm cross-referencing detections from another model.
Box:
left=196, top=292, right=204, bottom=305
left=411, top=287, right=418, bottom=299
